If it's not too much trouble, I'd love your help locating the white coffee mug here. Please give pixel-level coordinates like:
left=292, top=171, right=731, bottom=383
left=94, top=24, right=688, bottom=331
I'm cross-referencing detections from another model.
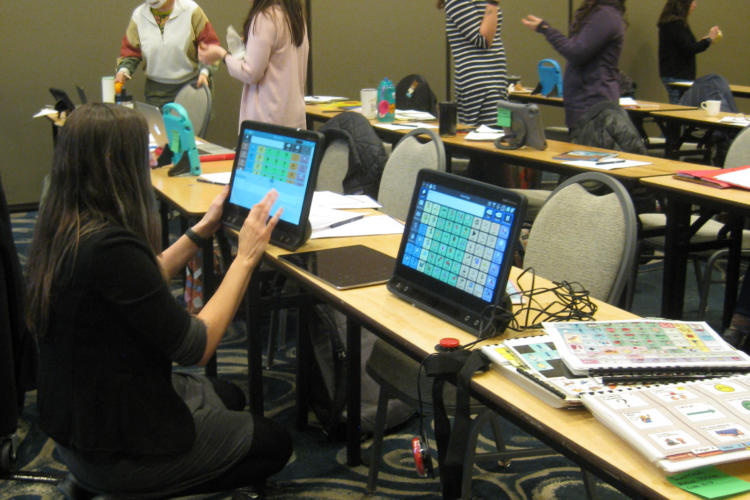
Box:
left=102, top=76, right=116, bottom=103
left=360, top=88, right=377, bottom=120
left=701, top=100, right=721, bottom=117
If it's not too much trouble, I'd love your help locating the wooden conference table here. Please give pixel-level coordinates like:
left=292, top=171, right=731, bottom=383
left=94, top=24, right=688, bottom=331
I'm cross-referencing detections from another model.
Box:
left=150, top=160, right=750, bottom=500
left=650, top=109, right=749, bottom=160
left=507, top=91, right=698, bottom=151
left=305, top=104, right=695, bottom=189
left=669, top=81, right=750, bottom=100
left=260, top=219, right=750, bottom=500
left=641, top=174, right=750, bottom=327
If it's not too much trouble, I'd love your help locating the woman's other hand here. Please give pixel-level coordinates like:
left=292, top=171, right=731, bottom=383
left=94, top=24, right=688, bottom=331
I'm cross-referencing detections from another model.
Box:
left=707, top=26, right=720, bottom=42
left=237, top=189, right=282, bottom=269
left=199, top=42, right=228, bottom=65
left=193, top=185, right=229, bottom=239
left=521, top=15, right=543, bottom=32
left=115, top=72, right=130, bottom=85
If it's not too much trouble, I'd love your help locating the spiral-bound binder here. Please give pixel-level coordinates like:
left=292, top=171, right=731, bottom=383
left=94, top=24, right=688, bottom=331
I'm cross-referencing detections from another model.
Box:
left=543, top=320, right=750, bottom=377
left=580, top=374, right=750, bottom=472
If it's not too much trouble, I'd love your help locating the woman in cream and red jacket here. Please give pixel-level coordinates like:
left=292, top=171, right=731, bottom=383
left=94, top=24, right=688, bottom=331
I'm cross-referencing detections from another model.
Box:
left=115, top=0, right=221, bottom=108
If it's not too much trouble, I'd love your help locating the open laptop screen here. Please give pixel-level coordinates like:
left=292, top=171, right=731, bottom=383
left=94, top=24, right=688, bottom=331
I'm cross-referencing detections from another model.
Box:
left=388, top=170, right=527, bottom=335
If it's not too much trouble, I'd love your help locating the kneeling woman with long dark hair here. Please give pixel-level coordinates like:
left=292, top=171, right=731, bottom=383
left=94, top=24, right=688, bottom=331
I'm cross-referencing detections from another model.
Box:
left=26, top=103, right=291, bottom=497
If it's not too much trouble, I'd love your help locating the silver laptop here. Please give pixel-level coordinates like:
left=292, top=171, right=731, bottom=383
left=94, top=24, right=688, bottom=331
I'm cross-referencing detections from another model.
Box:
left=135, top=101, right=234, bottom=155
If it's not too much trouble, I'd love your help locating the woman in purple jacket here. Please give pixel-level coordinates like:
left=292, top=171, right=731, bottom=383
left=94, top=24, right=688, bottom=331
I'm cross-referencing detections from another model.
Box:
left=522, top=0, right=626, bottom=129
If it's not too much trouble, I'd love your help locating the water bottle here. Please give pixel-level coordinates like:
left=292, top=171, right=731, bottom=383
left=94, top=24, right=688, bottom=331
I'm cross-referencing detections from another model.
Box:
left=377, top=78, right=395, bottom=122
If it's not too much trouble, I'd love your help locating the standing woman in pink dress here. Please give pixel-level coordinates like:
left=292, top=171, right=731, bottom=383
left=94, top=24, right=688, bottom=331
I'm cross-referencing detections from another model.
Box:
left=199, top=0, right=308, bottom=129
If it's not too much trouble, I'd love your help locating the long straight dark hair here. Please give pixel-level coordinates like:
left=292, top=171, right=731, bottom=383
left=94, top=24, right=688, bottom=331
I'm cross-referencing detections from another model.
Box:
left=26, top=103, right=161, bottom=337
left=657, top=0, right=692, bottom=26
left=571, top=0, right=627, bottom=34
left=243, top=0, right=306, bottom=48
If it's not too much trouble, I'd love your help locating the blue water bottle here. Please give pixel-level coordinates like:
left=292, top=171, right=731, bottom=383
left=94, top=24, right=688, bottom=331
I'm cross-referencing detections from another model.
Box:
left=377, top=78, right=395, bottom=123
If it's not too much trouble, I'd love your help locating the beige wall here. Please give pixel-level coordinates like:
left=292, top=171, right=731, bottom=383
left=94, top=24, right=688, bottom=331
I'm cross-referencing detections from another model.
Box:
left=2, top=0, right=749, bottom=206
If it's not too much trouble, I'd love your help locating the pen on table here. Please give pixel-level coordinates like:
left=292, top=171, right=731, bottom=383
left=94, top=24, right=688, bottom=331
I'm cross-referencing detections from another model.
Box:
left=596, top=159, right=626, bottom=165
left=196, top=178, right=227, bottom=185
left=329, top=215, right=364, bottom=229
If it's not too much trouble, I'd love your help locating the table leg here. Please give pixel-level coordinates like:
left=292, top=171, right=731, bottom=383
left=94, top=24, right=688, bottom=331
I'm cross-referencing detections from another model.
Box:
left=159, top=200, right=170, bottom=252
left=296, top=304, right=312, bottom=430
left=202, top=233, right=218, bottom=378
left=346, top=318, right=362, bottom=466
left=723, top=218, right=744, bottom=329
left=661, top=199, right=691, bottom=319
left=246, top=272, right=265, bottom=416
left=660, top=119, right=681, bottom=160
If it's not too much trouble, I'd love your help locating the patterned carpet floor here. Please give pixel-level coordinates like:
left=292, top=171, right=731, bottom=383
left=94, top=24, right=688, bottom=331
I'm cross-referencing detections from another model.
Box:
left=2, top=211, right=730, bottom=500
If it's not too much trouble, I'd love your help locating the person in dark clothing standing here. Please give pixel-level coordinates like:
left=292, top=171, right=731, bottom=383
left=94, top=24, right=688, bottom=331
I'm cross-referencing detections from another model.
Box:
left=521, top=0, right=626, bottom=130
left=658, top=0, right=720, bottom=104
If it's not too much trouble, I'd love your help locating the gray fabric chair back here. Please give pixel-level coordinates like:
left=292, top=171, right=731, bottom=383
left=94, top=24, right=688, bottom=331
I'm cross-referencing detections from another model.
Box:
left=174, top=84, right=212, bottom=138
left=725, top=125, right=750, bottom=169
left=315, top=139, right=349, bottom=194
left=377, top=128, right=446, bottom=221
left=523, top=172, right=637, bottom=304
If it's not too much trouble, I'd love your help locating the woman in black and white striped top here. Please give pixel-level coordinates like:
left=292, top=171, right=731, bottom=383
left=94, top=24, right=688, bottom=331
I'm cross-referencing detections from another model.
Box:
left=438, top=0, right=508, bottom=127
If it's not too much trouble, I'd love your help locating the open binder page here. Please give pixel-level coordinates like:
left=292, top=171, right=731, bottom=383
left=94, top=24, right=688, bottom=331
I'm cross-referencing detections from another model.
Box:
left=543, top=320, right=750, bottom=377
left=581, top=374, right=750, bottom=472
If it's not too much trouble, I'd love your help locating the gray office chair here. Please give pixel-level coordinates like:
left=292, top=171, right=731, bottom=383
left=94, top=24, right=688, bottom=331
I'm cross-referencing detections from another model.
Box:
left=174, top=83, right=212, bottom=138
left=634, top=125, right=750, bottom=318
left=315, top=139, right=350, bottom=194
left=364, top=340, right=555, bottom=498
left=524, top=172, right=638, bottom=305
left=378, top=128, right=446, bottom=221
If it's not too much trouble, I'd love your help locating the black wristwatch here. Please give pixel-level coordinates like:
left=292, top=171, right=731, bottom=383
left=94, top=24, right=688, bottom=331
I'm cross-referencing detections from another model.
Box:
left=185, top=228, right=209, bottom=248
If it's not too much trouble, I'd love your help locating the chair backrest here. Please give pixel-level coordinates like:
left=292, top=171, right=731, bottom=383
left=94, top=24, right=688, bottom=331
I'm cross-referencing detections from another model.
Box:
left=571, top=100, right=647, bottom=155
left=724, top=125, right=750, bottom=169
left=377, top=128, right=446, bottom=221
left=318, top=112, right=388, bottom=199
left=523, top=172, right=637, bottom=305
left=174, top=84, right=212, bottom=138
left=315, top=138, right=350, bottom=194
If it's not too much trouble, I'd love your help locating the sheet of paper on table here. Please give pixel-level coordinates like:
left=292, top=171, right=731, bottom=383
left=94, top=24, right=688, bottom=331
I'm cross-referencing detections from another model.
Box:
left=715, top=166, right=750, bottom=190
left=309, top=215, right=404, bottom=239
left=562, top=159, right=652, bottom=170
left=309, top=207, right=365, bottom=232
left=465, top=125, right=505, bottom=141
left=312, top=191, right=382, bottom=209
left=305, top=96, right=348, bottom=104
left=719, top=116, right=750, bottom=127
left=198, top=172, right=231, bottom=185
left=395, top=110, right=436, bottom=121
left=373, top=122, right=439, bottom=131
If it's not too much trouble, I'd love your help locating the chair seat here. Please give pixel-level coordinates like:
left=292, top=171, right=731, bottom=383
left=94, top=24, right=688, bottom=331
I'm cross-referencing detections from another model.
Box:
left=640, top=214, right=750, bottom=248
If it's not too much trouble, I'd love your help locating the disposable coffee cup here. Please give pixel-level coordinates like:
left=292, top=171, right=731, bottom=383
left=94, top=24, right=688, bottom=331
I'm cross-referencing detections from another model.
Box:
left=102, top=76, right=115, bottom=103
left=701, top=100, right=721, bottom=117
left=360, top=88, right=377, bottom=120
left=439, top=102, right=458, bottom=137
